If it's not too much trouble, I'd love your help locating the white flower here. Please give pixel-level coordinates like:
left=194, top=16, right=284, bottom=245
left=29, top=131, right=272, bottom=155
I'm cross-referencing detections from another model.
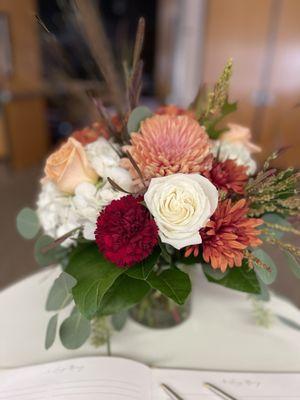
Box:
left=86, top=137, right=132, bottom=191
left=212, top=140, right=257, bottom=175
left=144, top=173, right=218, bottom=249
left=71, top=182, right=125, bottom=240
left=37, top=182, right=78, bottom=246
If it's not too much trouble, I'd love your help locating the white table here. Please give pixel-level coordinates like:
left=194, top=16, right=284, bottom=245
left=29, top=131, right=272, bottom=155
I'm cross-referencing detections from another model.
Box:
left=1, top=267, right=300, bottom=371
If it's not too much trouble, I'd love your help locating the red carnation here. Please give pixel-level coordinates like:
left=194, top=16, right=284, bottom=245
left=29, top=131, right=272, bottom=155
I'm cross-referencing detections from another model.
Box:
left=95, top=196, right=158, bottom=267
left=204, top=159, right=248, bottom=195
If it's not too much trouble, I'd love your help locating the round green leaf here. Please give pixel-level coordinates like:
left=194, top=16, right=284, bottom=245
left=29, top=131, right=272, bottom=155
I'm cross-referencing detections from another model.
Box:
left=46, top=272, right=76, bottom=311
left=35, top=235, right=68, bottom=267
left=16, top=207, right=40, bottom=239
left=127, top=106, right=152, bottom=134
left=284, top=250, right=300, bottom=278
left=45, top=314, right=58, bottom=350
left=111, top=310, right=128, bottom=331
left=202, top=263, right=229, bottom=281
left=252, top=249, right=277, bottom=285
left=261, top=213, right=292, bottom=239
left=59, top=307, right=91, bottom=350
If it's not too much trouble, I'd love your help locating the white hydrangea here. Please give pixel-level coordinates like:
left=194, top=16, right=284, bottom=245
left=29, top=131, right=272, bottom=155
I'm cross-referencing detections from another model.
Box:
left=212, top=140, right=257, bottom=175
left=86, top=138, right=132, bottom=191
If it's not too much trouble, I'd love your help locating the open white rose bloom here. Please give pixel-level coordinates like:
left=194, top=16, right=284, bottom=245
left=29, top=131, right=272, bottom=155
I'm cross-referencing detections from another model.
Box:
left=144, top=173, right=218, bottom=249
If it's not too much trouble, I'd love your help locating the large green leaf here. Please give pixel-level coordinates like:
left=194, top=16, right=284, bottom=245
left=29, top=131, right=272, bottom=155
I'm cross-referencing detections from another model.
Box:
left=97, top=275, right=150, bottom=316
left=127, top=106, right=152, bottom=134
left=252, top=249, right=277, bottom=285
left=284, top=251, right=300, bottom=278
left=45, top=314, right=58, bottom=350
left=46, top=272, right=76, bottom=311
left=34, top=235, right=68, bottom=267
left=16, top=207, right=40, bottom=239
left=126, top=248, right=160, bottom=280
left=65, top=245, right=125, bottom=319
left=146, top=267, right=191, bottom=305
left=205, top=262, right=261, bottom=294
left=59, top=307, right=91, bottom=349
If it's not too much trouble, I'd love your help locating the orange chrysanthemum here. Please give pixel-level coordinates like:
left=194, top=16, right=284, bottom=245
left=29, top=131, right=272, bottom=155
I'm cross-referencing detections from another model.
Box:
left=204, top=159, right=248, bottom=195
left=156, top=104, right=196, bottom=119
left=121, top=115, right=212, bottom=188
left=185, top=199, right=263, bottom=272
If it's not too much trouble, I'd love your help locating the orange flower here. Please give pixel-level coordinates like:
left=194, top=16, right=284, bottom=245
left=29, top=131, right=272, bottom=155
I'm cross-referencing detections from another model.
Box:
left=156, top=104, right=196, bottom=119
left=204, top=159, right=248, bottom=195
left=185, top=199, right=263, bottom=272
left=72, top=117, right=123, bottom=145
left=121, top=114, right=212, bottom=188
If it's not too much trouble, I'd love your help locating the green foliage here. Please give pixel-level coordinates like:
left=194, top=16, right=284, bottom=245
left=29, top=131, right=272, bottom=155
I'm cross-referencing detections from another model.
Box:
left=126, top=248, right=160, bottom=280
left=46, top=272, right=76, bottom=311
left=261, top=213, right=292, bottom=239
left=111, top=310, right=128, bottom=331
left=202, top=263, right=229, bottom=281
left=252, top=249, right=277, bottom=285
left=34, top=235, right=68, bottom=267
left=16, top=207, right=40, bottom=239
left=96, top=275, right=150, bottom=316
left=59, top=307, right=91, bottom=349
left=146, top=267, right=191, bottom=305
left=284, top=250, right=300, bottom=278
left=204, top=261, right=261, bottom=294
left=203, top=99, right=237, bottom=139
left=45, top=313, right=58, bottom=350
left=127, top=106, right=152, bottom=134
left=65, top=245, right=124, bottom=319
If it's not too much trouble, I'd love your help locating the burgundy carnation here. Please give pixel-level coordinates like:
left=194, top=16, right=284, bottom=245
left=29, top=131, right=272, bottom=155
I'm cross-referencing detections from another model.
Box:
left=95, top=195, right=158, bottom=267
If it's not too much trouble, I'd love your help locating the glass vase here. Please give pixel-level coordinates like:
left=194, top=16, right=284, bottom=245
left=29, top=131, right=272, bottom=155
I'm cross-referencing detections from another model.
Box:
left=129, top=289, right=191, bottom=329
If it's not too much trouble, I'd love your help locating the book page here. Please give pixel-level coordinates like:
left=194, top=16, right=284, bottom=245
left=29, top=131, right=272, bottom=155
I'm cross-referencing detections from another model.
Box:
left=152, top=368, right=300, bottom=399
left=0, top=357, right=151, bottom=400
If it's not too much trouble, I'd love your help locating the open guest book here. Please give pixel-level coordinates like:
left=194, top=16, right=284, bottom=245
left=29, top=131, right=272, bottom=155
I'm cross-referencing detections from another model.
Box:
left=1, top=356, right=300, bottom=400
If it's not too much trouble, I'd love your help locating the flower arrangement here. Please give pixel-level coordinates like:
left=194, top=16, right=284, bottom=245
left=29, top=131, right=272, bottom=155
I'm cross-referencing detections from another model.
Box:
left=17, top=17, right=300, bottom=350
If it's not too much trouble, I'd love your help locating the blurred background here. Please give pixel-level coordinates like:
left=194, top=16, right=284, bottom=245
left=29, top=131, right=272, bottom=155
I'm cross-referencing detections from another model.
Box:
left=0, top=0, right=299, bottom=303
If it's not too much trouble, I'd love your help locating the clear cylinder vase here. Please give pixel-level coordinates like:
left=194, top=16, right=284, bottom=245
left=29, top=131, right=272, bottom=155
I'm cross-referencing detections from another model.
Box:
left=129, top=289, right=191, bottom=329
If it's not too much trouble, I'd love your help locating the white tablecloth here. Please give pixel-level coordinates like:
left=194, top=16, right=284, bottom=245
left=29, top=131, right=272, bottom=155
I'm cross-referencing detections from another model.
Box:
left=1, top=267, right=300, bottom=371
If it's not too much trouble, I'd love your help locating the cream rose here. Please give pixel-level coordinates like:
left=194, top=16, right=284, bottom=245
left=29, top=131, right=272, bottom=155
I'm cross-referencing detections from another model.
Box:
left=144, top=173, right=218, bottom=249
left=44, top=137, right=98, bottom=194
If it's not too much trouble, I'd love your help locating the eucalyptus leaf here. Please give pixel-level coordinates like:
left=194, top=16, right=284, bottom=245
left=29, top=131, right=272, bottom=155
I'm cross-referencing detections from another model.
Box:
left=127, top=106, right=152, bottom=134
left=202, top=263, right=229, bottom=281
left=45, top=314, right=58, bottom=350
left=284, top=250, right=300, bottom=278
left=111, top=310, right=128, bottom=331
left=146, top=267, right=191, bottom=305
left=97, top=275, right=150, bottom=316
left=205, top=261, right=261, bottom=294
left=35, top=235, right=68, bottom=267
left=59, top=307, right=91, bottom=349
left=16, top=207, right=40, bottom=239
left=46, top=272, right=76, bottom=311
left=261, top=213, right=292, bottom=239
left=252, top=249, right=277, bottom=285
left=65, top=245, right=125, bottom=319
left=126, top=248, right=160, bottom=280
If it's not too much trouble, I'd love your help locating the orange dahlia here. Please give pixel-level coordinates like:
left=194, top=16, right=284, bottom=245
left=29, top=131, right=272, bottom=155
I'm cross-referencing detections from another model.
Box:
left=204, top=159, right=248, bottom=195
left=121, top=114, right=212, bottom=188
left=156, top=104, right=196, bottom=119
left=185, top=199, right=263, bottom=272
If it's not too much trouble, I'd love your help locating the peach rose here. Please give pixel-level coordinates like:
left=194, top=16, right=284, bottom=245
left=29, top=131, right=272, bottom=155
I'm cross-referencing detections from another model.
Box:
left=44, top=138, right=98, bottom=194
left=220, top=123, right=261, bottom=153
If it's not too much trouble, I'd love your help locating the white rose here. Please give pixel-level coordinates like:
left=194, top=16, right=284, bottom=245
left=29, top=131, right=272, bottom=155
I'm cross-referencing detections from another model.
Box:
left=144, top=173, right=218, bottom=249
